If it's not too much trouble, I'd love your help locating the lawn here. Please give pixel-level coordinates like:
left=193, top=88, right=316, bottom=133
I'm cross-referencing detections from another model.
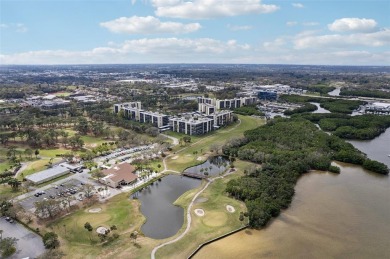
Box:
left=0, top=161, right=11, bottom=172
left=166, top=115, right=264, bottom=172
left=46, top=193, right=155, bottom=259
left=155, top=160, right=254, bottom=258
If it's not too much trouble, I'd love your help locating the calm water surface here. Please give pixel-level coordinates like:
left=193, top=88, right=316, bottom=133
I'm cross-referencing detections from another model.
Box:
left=135, top=175, right=200, bottom=239
left=183, top=156, right=229, bottom=177
left=310, top=102, right=331, bottom=113
left=328, top=87, right=341, bottom=96
left=195, top=133, right=390, bottom=259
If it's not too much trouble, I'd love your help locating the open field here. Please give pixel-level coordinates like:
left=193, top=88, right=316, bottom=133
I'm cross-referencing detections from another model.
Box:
left=166, top=115, right=264, bottom=172
left=46, top=193, right=152, bottom=259
left=17, top=158, right=62, bottom=180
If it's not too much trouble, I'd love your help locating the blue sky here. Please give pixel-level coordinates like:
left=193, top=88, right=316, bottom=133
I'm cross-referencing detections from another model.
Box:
left=0, top=0, right=389, bottom=65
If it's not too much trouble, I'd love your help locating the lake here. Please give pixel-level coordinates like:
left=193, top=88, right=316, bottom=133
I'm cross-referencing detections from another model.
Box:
left=183, top=155, right=230, bottom=177
left=195, top=131, right=390, bottom=258
left=134, top=175, right=201, bottom=239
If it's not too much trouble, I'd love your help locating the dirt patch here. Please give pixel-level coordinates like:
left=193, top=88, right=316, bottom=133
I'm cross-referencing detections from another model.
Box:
left=226, top=205, right=235, bottom=213
left=88, top=208, right=102, bottom=213
left=196, top=156, right=205, bottom=161
left=194, top=209, right=205, bottom=217
left=96, top=226, right=108, bottom=234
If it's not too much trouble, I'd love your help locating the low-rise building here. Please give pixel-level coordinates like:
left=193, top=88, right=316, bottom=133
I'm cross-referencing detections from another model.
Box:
left=25, top=165, right=70, bottom=185
left=100, top=163, right=138, bottom=188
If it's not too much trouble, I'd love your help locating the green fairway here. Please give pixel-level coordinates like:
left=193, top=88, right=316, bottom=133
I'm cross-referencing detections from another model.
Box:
left=156, top=160, right=254, bottom=258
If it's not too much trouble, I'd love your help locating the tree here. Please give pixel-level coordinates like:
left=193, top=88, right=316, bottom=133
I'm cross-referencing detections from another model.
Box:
left=38, top=249, right=65, bottom=259
left=81, top=184, right=95, bottom=198
left=42, top=232, right=60, bottom=249
left=130, top=231, right=138, bottom=244
left=239, top=212, right=245, bottom=225
left=24, top=148, right=33, bottom=159
left=8, top=178, right=21, bottom=191
left=0, top=237, right=18, bottom=258
left=92, top=170, right=105, bottom=181
left=35, top=149, right=40, bottom=158
left=84, top=222, right=93, bottom=241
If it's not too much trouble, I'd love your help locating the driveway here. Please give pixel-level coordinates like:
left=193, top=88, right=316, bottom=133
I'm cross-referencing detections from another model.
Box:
left=0, top=217, right=45, bottom=259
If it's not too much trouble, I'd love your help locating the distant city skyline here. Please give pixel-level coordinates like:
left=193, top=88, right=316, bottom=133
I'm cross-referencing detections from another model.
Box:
left=0, top=0, right=389, bottom=65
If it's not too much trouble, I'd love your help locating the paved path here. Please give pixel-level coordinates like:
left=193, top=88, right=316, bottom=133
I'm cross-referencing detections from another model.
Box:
left=151, top=169, right=236, bottom=259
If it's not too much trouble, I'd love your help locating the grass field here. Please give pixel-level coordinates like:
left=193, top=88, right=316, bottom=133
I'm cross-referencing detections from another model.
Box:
left=155, top=160, right=254, bottom=258
left=46, top=193, right=150, bottom=259
left=166, top=115, right=264, bottom=172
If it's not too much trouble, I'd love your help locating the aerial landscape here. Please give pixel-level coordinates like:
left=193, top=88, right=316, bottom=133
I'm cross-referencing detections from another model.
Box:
left=0, top=0, right=389, bottom=259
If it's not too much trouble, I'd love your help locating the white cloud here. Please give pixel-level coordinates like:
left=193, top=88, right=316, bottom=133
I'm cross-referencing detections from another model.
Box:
left=294, top=29, right=390, bottom=49
left=0, top=23, right=27, bottom=32
left=152, top=0, right=279, bottom=19
left=227, top=24, right=252, bottom=31
left=292, top=3, right=304, bottom=8
left=286, top=21, right=298, bottom=27
left=302, top=22, right=319, bottom=26
left=100, top=16, right=201, bottom=34
left=328, top=18, right=377, bottom=32
left=0, top=38, right=251, bottom=64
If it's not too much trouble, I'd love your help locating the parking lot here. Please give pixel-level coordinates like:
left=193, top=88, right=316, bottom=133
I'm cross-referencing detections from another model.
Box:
left=96, top=145, right=155, bottom=164
left=0, top=217, right=45, bottom=259
left=19, top=179, right=86, bottom=211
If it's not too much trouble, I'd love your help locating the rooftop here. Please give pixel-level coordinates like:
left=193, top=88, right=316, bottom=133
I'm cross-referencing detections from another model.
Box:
left=25, top=165, right=70, bottom=183
left=102, top=163, right=137, bottom=183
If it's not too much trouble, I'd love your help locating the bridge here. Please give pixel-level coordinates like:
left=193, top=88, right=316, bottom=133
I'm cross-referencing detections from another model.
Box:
left=182, top=172, right=207, bottom=179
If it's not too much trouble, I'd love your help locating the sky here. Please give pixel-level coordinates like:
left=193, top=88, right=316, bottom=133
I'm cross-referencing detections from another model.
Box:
left=0, top=0, right=389, bottom=65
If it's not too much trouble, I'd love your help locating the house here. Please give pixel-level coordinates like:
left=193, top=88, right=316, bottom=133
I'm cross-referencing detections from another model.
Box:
left=100, top=163, right=138, bottom=188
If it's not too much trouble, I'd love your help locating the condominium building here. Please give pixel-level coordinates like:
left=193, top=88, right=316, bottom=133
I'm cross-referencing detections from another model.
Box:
left=209, top=110, right=233, bottom=128
left=170, top=113, right=214, bottom=135
left=197, top=96, right=257, bottom=111
left=114, top=102, right=169, bottom=129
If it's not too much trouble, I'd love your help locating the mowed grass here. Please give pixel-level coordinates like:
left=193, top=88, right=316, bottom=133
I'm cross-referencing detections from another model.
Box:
left=156, top=160, right=253, bottom=258
left=47, top=193, right=148, bottom=259
left=166, top=115, right=264, bottom=172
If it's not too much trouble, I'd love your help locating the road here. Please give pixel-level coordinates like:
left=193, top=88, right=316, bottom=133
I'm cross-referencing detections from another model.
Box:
left=0, top=217, right=45, bottom=259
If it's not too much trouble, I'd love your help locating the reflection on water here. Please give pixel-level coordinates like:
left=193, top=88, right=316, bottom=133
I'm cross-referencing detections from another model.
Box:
left=135, top=175, right=201, bottom=239
left=348, top=128, right=390, bottom=168
left=310, top=102, right=331, bottom=114
left=183, top=156, right=230, bottom=177
left=195, top=162, right=390, bottom=259
left=328, top=87, right=341, bottom=96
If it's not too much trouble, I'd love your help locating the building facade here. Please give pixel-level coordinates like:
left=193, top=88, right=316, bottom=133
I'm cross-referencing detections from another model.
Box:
left=170, top=114, right=214, bottom=135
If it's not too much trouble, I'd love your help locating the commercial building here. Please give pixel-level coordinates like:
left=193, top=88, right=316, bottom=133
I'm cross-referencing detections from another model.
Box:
left=170, top=113, right=214, bottom=135
left=25, top=165, right=70, bottom=185
left=100, top=163, right=138, bottom=188
left=258, top=91, right=278, bottom=101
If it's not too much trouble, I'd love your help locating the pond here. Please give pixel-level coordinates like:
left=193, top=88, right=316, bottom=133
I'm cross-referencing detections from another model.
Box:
left=310, top=102, right=331, bottom=113
left=134, top=175, right=201, bottom=239
left=328, top=87, right=341, bottom=96
left=183, top=155, right=230, bottom=177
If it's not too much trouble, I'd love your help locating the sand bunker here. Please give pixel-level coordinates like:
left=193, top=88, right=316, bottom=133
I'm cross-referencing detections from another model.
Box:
left=226, top=205, right=235, bottom=213
left=194, top=209, right=205, bottom=217
left=196, top=156, right=205, bottom=161
left=171, top=156, right=179, bottom=160
left=88, top=208, right=102, bottom=213
left=195, top=197, right=208, bottom=204
left=96, top=226, right=108, bottom=234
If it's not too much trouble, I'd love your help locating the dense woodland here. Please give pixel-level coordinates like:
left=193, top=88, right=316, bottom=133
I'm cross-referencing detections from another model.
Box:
left=280, top=95, right=364, bottom=114
left=296, top=113, right=390, bottom=140
left=223, top=118, right=389, bottom=228
left=340, top=88, right=390, bottom=99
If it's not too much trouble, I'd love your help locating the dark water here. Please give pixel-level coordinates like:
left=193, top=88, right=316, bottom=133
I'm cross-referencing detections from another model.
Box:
left=183, top=156, right=230, bottom=177
left=348, top=127, right=390, bottom=168
left=310, top=102, right=331, bottom=113
left=135, top=175, right=200, bottom=239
